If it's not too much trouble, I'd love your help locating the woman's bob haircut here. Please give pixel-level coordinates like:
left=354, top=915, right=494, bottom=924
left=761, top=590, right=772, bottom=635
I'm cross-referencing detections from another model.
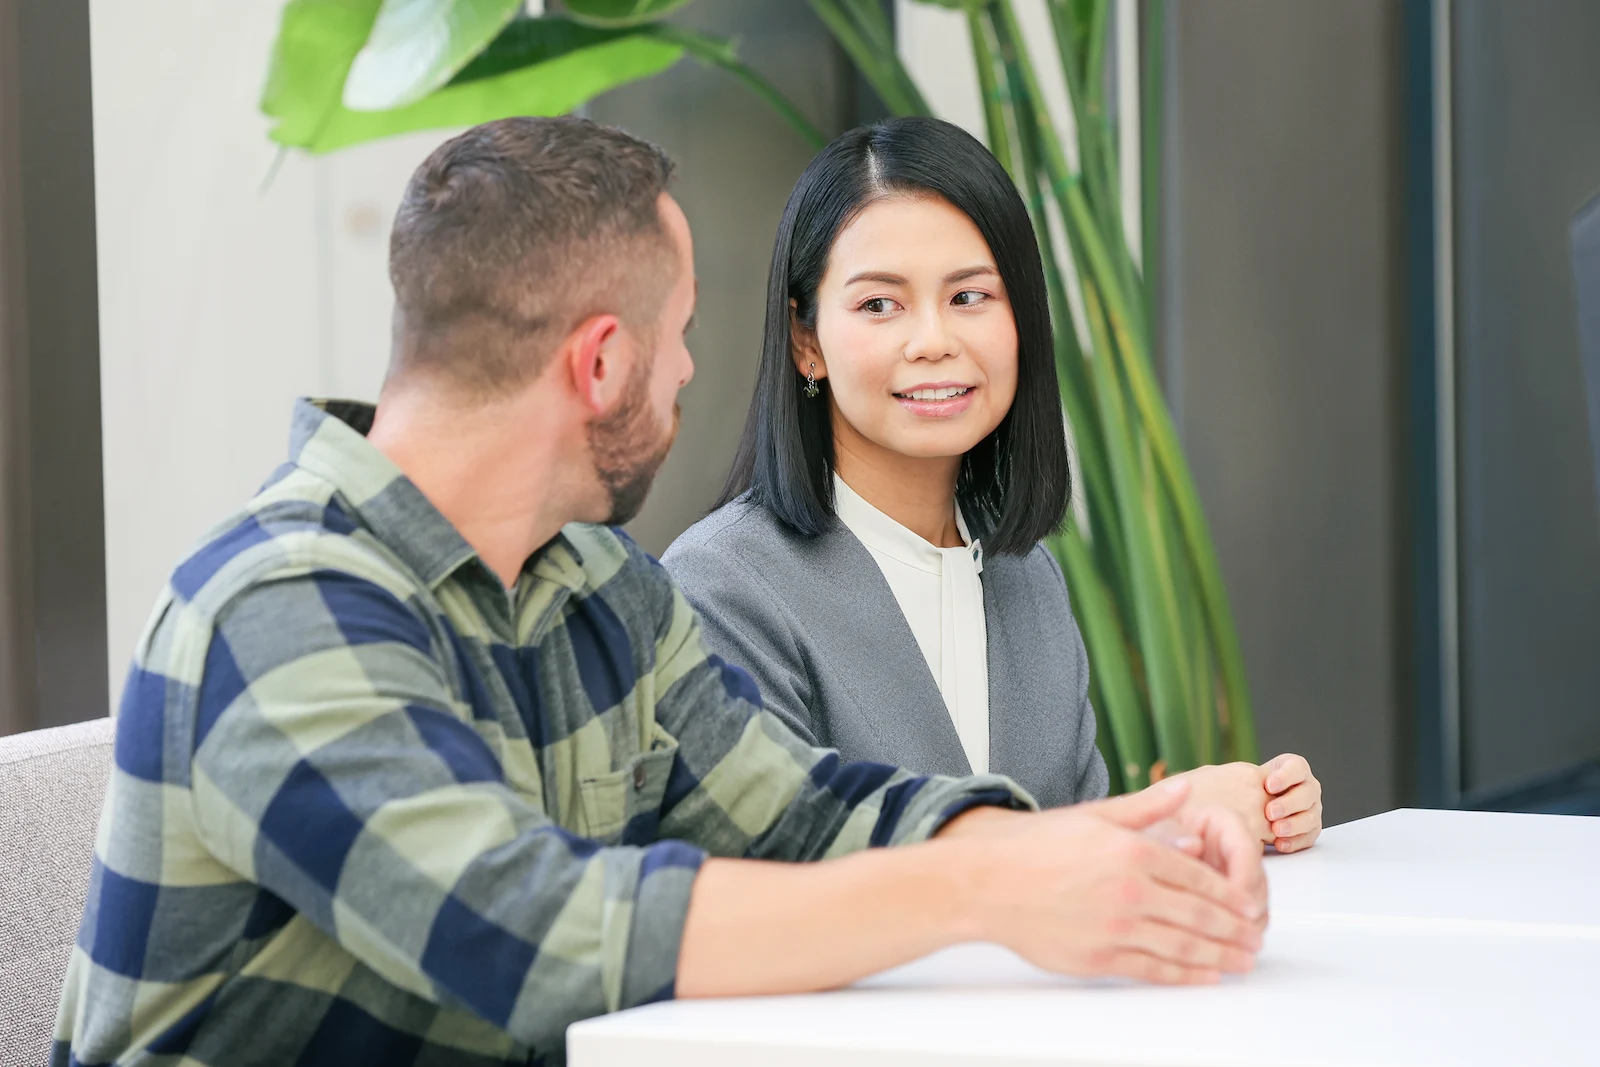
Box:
left=716, top=116, right=1070, bottom=556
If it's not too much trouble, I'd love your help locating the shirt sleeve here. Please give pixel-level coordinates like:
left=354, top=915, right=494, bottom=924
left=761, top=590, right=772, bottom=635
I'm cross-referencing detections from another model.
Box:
left=662, top=536, right=823, bottom=746
left=645, top=561, right=1037, bottom=862
left=185, top=569, right=702, bottom=1055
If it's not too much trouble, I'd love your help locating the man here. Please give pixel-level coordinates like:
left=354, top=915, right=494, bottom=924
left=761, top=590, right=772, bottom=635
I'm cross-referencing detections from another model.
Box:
left=54, top=118, right=1266, bottom=1066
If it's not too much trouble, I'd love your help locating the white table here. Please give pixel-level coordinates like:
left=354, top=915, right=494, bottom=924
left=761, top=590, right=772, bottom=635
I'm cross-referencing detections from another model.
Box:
left=1268, top=808, right=1600, bottom=935
left=568, top=809, right=1600, bottom=1066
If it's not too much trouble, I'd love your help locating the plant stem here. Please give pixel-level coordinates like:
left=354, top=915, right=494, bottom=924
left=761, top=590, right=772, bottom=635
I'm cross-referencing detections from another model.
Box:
left=1082, top=279, right=1195, bottom=770
left=808, top=0, right=926, bottom=116
left=649, top=24, right=826, bottom=149
left=967, top=9, right=1015, bottom=180
left=1141, top=0, right=1165, bottom=334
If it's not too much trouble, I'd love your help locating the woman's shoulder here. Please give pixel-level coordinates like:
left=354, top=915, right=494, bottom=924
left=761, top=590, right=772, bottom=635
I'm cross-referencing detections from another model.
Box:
left=662, top=493, right=820, bottom=578
left=987, top=538, right=1066, bottom=580
left=984, top=539, right=1073, bottom=616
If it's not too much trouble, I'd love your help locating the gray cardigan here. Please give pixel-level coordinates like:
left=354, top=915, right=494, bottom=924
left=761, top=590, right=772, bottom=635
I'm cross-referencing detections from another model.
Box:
left=661, top=496, right=1109, bottom=809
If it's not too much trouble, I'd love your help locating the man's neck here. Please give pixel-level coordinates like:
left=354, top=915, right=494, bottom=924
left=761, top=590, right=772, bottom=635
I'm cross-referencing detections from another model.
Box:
left=367, top=388, right=583, bottom=588
left=832, top=424, right=963, bottom=548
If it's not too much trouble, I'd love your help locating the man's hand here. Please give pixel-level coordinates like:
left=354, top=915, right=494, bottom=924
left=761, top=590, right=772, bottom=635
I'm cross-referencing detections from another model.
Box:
left=955, top=779, right=1267, bottom=986
left=1176, top=755, right=1323, bottom=853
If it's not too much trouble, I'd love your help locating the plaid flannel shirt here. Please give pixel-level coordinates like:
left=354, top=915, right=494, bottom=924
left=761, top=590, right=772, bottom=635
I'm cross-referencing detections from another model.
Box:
left=52, top=400, right=1034, bottom=1066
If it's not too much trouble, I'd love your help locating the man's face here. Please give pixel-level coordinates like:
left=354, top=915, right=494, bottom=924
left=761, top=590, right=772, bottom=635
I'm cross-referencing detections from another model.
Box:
left=588, top=194, right=697, bottom=526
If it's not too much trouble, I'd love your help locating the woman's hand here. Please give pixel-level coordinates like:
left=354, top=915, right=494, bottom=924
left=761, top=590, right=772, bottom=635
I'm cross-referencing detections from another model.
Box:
left=1172, top=762, right=1272, bottom=843
left=1261, top=753, right=1322, bottom=853
left=1172, top=754, right=1323, bottom=854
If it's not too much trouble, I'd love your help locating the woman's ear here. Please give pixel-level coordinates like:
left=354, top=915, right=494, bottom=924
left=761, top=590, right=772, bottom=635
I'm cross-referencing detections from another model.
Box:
left=789, top=298, right=827, bottom=380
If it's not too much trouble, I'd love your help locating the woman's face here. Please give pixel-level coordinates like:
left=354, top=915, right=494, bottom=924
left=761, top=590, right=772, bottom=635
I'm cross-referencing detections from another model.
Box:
left=800, top=194, right=1019, bottom=466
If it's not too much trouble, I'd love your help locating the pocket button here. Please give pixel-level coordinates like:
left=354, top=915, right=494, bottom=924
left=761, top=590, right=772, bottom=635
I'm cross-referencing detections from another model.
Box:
left=632, top=763, right=647, bottom=791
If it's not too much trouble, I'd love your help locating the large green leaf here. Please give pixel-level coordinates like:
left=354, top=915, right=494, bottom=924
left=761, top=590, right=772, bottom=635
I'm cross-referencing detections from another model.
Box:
left=344, top=0, right=524, bottom=111
left=564, top=0, right=698, bottom=28
left=263, top=12, right=685, bottom=153
left=261, top=0, right=384, bottom=148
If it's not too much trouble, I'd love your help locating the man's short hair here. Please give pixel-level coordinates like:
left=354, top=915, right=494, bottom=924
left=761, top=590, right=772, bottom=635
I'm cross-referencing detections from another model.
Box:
left=388, top=116, right=678, bottom=396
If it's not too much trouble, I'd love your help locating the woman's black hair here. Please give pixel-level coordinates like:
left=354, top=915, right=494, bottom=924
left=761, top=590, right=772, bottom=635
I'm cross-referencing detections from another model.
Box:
left=716, top=115, right=1070, bottom=555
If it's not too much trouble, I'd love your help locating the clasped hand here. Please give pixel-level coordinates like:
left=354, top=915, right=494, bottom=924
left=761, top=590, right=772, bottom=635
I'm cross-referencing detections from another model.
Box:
left=1174, top=753, right=1323, bottom=853
left=941, top=778, right=1269, bottom=985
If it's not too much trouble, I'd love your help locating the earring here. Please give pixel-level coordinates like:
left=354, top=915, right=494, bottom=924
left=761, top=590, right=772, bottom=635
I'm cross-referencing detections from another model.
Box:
left=804, top=363, right=820, bottom=399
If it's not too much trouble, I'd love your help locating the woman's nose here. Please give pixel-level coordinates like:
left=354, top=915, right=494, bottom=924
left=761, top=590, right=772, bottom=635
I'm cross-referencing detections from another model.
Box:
left=903, top=305, right=956, bottom=362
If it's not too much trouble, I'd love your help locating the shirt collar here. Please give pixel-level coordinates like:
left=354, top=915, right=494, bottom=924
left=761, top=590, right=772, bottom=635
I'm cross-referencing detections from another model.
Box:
left=832, top=473, right=982, bottom=575
left=288, top=399, right=586, bottom=592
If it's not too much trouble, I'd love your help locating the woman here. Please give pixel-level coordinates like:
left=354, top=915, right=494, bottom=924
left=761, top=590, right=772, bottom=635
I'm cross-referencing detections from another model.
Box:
left=663, top=117, right=1322, bottom=851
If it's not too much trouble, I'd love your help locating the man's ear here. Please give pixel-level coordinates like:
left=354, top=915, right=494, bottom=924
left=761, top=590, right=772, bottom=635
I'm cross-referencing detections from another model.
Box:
left=565, top=313, right=623, bottom=414
left=788, top=298, right=827, bottom=381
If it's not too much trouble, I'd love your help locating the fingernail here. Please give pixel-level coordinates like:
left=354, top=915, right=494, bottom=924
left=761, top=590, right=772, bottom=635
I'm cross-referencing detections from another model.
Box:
left=1266, top=804, right=1281, bottom=820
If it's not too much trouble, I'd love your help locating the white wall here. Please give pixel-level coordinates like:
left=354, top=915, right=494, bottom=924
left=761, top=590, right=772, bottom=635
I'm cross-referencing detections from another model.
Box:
left=89, top=0, right=447, bottom=699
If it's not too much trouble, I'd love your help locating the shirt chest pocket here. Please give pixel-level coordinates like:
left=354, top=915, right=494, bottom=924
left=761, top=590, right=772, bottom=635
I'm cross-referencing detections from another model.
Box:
left=575, top=728, right=680, bottom=844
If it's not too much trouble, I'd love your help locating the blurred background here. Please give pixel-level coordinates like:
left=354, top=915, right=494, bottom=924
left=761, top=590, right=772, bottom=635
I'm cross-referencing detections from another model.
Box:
left=1, top=0, right=1596, bottom=823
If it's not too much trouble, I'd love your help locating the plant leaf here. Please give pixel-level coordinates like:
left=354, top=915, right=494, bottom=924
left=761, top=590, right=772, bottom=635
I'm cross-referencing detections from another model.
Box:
left=344, top=0, right=525, bottom=111
left=1052, top=527, right=1156, bottom=792
left=264, top=14, right=685, bottom=153
left=564, top=0, right=698, bottom=28
left=261, top=0, right=384, bottom=149
left=647, top=24, right=826, bottom=149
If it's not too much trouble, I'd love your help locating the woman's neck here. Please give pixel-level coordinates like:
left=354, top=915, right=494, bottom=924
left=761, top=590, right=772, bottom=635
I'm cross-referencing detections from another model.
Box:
left=832, top=423, right=964, bottom=548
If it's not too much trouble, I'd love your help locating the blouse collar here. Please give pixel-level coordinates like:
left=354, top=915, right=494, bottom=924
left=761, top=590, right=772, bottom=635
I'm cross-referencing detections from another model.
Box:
left=833, top=473, right=983, bottom=575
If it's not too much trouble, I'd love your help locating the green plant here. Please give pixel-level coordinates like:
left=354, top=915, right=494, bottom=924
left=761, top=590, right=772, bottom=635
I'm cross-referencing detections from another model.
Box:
left=262, top=0, right=1257, bottom=790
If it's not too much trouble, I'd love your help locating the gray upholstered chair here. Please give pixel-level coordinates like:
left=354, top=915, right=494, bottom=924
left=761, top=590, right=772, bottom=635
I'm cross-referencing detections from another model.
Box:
left=0, top=718, right=114, bottom=1067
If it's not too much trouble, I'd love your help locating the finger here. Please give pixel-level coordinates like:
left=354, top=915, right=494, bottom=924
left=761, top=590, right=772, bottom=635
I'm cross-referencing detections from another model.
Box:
left=1198, top=812, right=1270, bottom=921
left=1143, top=817, right=1204, bottom=857
left=1141, top=838, right=1263, bottom=920
left=1270, top=809, right=1320, bottom=841
left=1101, top=949, right=1224, bottom=986
left=1179, top=804, right=1268, bottom=890
left=1122, top=918, right=1259, bottom=975
left=1263, top=754, right=1310, bottom=794
left=1092, top=778, right=1191, bottom=831
left=1274, top=830, right=1320, bottom=854
left=1266, top=781, right=1318, bottom=821
left=1137, top=880, right=1264, bottom=951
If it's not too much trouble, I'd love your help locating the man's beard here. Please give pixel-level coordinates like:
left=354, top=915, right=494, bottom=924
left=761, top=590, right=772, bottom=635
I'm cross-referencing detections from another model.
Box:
left=587, top=360, right=680, bottom=527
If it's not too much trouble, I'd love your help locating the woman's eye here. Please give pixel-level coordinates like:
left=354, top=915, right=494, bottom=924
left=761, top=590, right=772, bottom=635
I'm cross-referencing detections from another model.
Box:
left=952, top=290, right=988, bottom=307
left=861, top=297, right=900, bottom=315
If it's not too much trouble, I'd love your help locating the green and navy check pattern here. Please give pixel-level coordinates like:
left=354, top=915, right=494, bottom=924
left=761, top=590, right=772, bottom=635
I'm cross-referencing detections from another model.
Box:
left=52, top=400, right=1033, bottom=1066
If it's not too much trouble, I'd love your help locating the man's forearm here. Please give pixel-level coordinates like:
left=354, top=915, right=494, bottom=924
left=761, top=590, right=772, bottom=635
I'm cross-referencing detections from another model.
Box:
left=675, top=838, right=986, bottom=999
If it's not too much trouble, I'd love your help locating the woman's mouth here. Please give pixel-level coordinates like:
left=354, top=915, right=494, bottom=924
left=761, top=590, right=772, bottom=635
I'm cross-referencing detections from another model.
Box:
left=893, top=384, right=976, bottom=416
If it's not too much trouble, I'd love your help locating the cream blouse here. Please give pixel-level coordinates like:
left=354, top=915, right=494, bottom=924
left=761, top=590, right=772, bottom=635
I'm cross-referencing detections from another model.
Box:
left=832, top=475, right=990, bottom=774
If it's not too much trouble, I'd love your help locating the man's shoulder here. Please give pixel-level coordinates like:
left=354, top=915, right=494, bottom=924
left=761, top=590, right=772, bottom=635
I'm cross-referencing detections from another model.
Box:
left=562, top=522, right=676, bottom=603
left=166, top=465, right=418, bottom=622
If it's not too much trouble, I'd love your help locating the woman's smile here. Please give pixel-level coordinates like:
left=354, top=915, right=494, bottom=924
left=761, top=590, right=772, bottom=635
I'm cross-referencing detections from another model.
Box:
left=893, top=381, right=978, bottom=417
